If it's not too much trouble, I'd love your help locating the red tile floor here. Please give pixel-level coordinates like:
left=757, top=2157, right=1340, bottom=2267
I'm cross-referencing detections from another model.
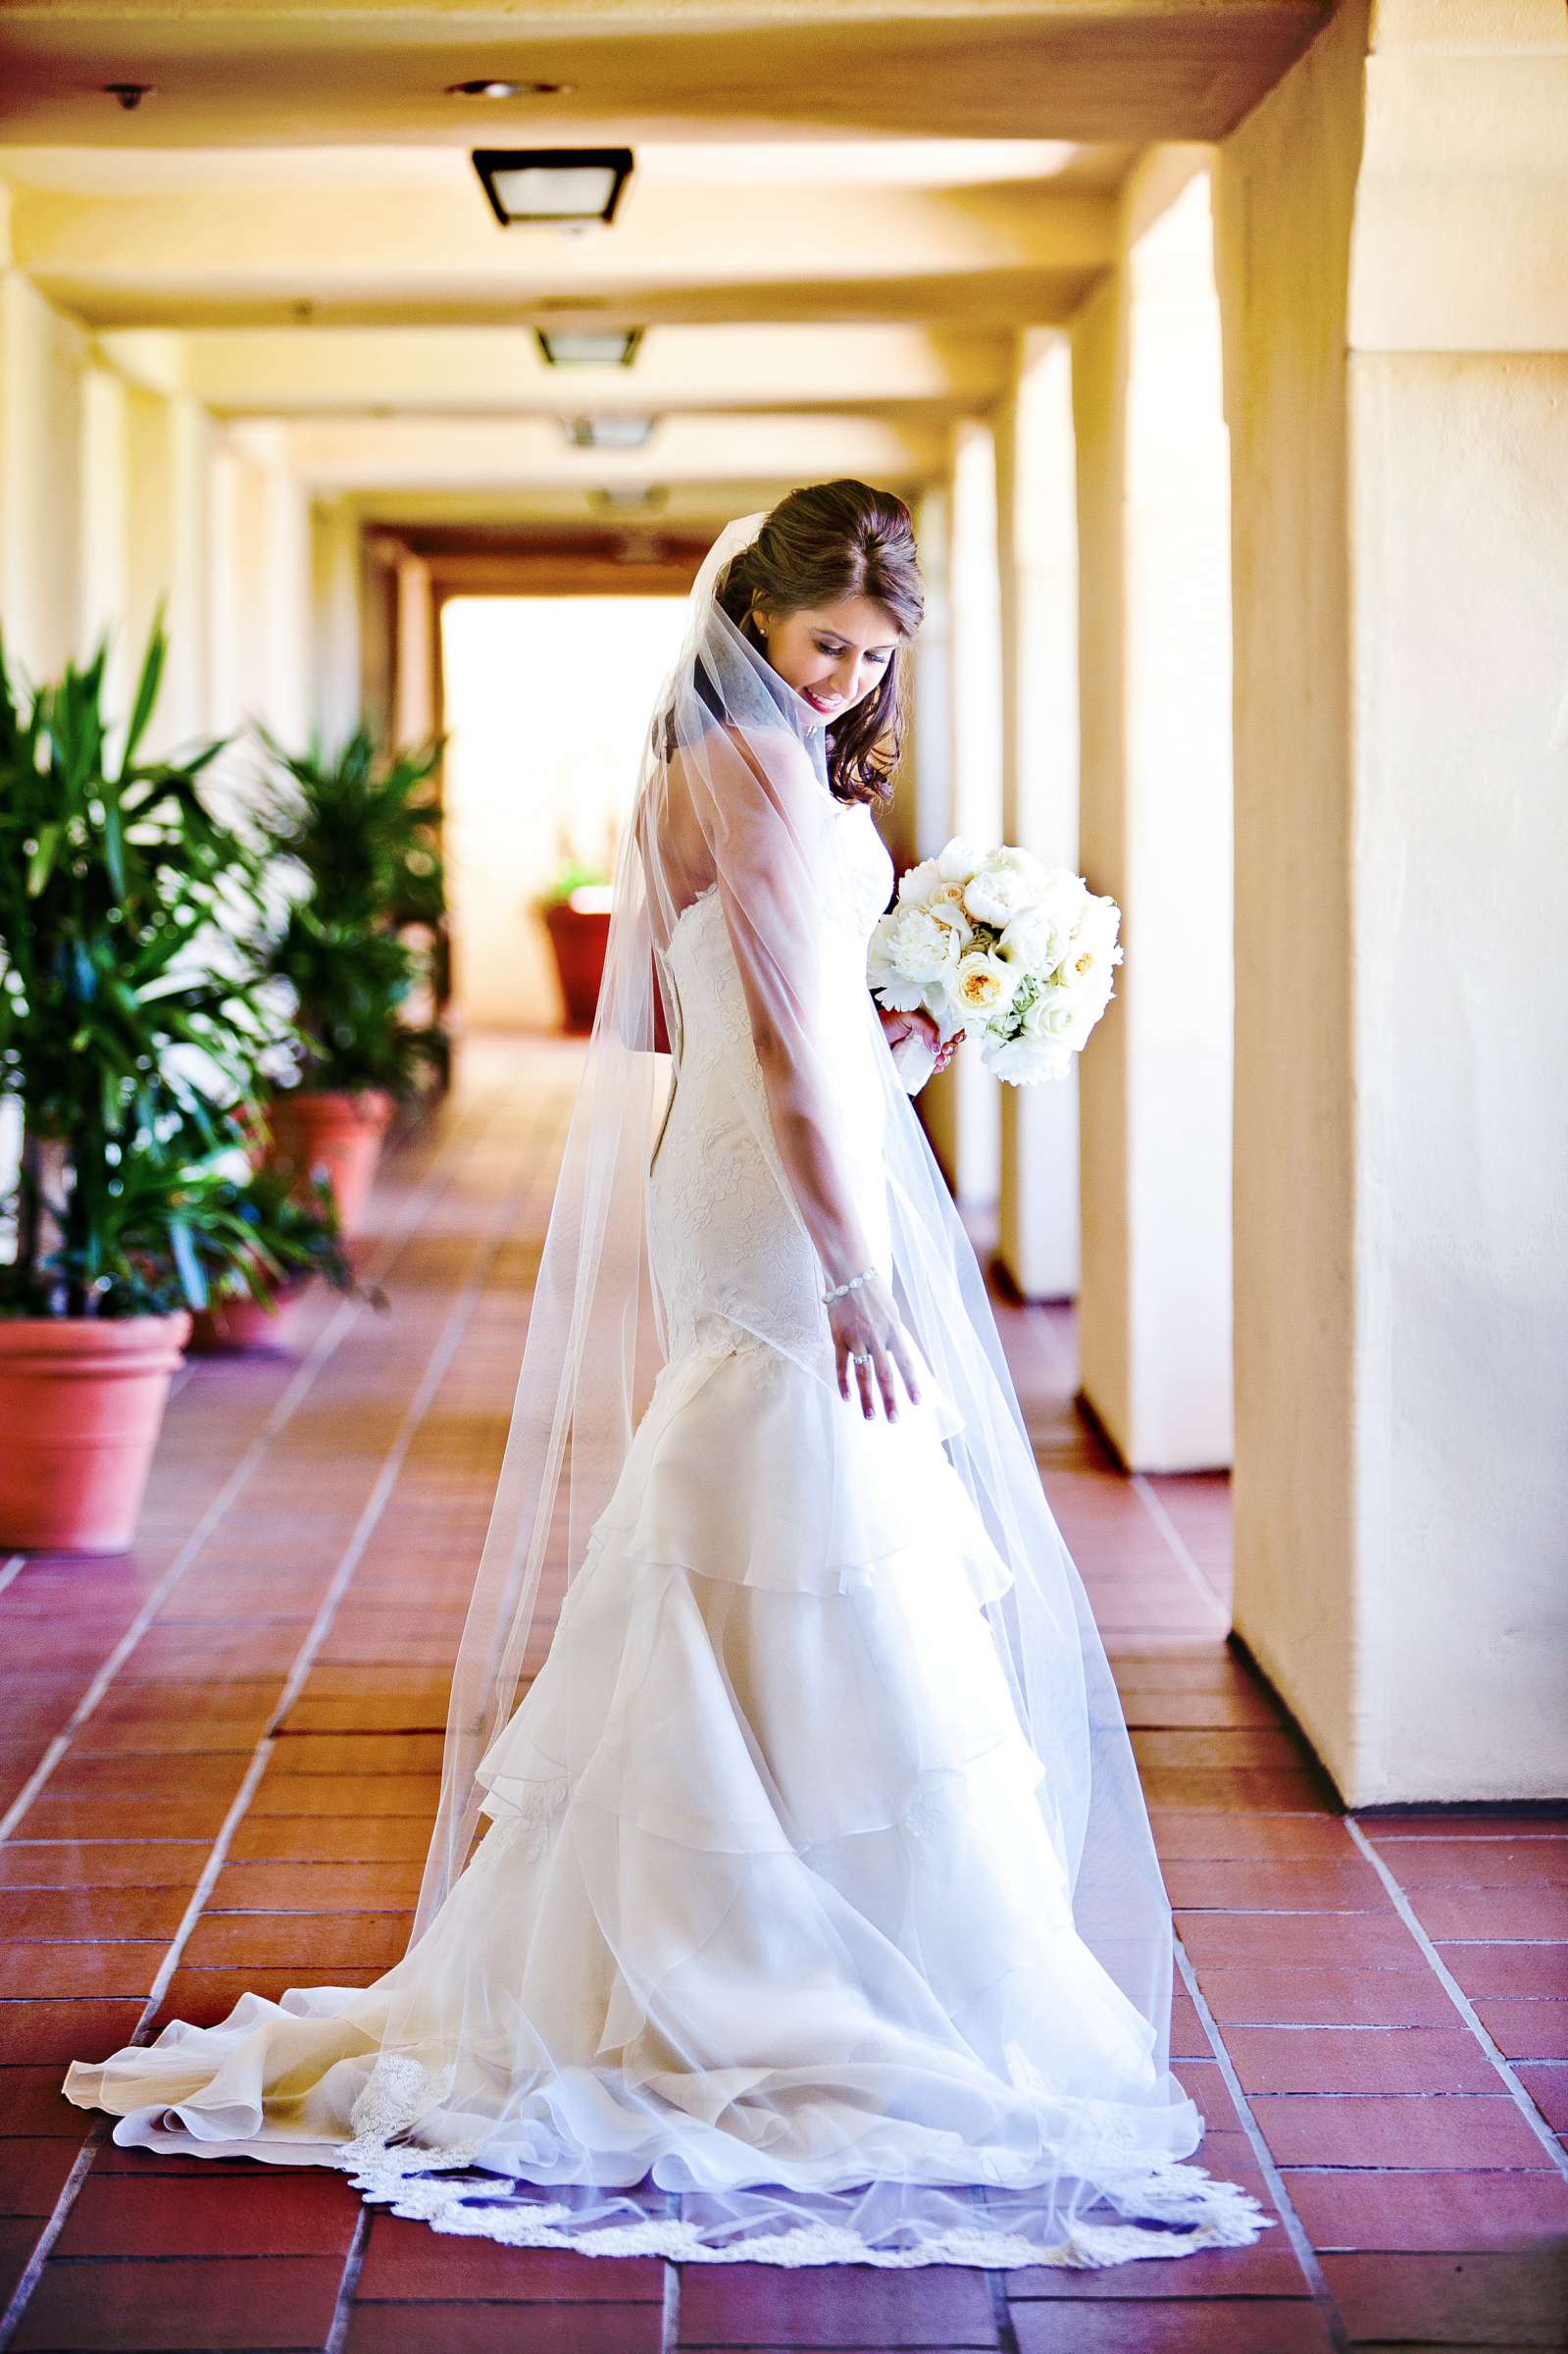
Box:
left=1, top=1038, right=1565, bottom=2353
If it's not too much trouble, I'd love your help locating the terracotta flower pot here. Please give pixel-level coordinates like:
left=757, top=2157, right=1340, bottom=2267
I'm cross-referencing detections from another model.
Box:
left=0, top=1312, right=191, bottom=1555
left=189, top=1276, right=312, bottom=1355
left=266, top=1089, right=393, bottom=1240
left=542, top=899, right=612, bottom=1035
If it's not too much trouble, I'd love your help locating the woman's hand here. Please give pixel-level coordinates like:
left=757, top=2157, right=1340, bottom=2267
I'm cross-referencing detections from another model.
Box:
left=828, top=1270, right=923, bottom=1422
left=876, top=1002, right=965, bottom=1078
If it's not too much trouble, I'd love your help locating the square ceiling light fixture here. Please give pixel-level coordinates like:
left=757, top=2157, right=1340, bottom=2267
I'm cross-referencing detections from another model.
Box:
left=590, top=485, right=669, bottom=515
left=535, top=327, right=644, bottom=369
left=563, top=415, right=657, bottom=451
left=473, top=147, right=633, bottom=229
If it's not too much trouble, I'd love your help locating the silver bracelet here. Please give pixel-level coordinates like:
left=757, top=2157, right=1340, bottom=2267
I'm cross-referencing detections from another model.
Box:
left=823, top=1266, right=876, bottom=1304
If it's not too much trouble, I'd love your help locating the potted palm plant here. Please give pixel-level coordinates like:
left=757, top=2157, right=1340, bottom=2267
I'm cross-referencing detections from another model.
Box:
left=256, top=724, right=446, bottom=1238
left=186, top=1158, right=379, bottom=1352
left=0, top=624, right=287, bottom=1552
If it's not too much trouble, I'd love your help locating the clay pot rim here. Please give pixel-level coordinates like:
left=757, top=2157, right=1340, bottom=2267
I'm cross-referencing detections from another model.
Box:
left=0, top=1310, right=193, bottom=1351
left=272, top=1087, right=395, bottom=1119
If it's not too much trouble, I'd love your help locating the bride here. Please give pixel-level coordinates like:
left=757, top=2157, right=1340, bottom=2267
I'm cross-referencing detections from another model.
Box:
left=64, top=480, right=1270, bottom=2272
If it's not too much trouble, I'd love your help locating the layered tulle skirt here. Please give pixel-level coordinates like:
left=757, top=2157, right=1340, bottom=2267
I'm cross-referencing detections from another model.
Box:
left=63, top=1335, right=1272, bottom=2269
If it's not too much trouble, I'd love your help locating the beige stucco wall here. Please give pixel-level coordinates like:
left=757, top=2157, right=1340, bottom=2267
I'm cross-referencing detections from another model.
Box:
left=1348, top=350, right=1568, bottom=1799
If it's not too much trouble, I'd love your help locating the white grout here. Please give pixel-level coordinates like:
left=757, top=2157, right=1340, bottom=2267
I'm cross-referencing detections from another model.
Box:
left=1175, top=1936, right=1355, bottom=2354
left=1343, top=1817, right=1568, bottom=2179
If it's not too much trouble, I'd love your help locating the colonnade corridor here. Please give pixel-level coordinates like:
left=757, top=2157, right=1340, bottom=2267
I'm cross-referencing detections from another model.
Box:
left=1, top=1041, right=1563, bottom=2353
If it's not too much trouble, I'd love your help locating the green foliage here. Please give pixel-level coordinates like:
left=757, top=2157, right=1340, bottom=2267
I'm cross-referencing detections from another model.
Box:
left=0, top=620, right=291, bottom=1318
left=256, top=722, right=447, bottom=1098
left=188, top=1159, right=379, bottom=1311
left=537, top=856, right=613, bottom=908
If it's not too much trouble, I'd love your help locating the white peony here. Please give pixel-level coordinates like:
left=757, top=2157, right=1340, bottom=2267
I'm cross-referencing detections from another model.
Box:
left=1055, top=894, right=1123, bottom=999
left=867, top=902, right=963, bottom=1012
left=936, top=835, right=987, bottom=883
left=962, top=858, right=1041, bottom=928
left=996, top=899, right=1070, bottom=974
left=895, top=854, right=944, bottom=907
left=984, top=1031, right=1073, bottom=1085
left=1037, top=867, right=1091, bottom=939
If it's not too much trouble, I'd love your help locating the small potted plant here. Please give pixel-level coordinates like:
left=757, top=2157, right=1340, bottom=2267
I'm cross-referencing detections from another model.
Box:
left=186, top=1157, right=381, bottom=1352
left=256, top=723, right=447, bottom=1237
left=536, top=820, right=617, bottom=1035
left=0, top=623, right=287, bottom=1552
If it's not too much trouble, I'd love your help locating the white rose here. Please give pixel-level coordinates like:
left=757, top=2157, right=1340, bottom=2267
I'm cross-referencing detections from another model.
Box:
left=925, top=880, right=976, bottom=942
left=1021, top=986, right=1087, bottom=1045
left=953, top=948, right=1020, bottom=1020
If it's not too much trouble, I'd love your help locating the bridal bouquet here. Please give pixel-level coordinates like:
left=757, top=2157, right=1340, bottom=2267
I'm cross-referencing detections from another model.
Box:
left=869, top=837, right=1123, bottom=1093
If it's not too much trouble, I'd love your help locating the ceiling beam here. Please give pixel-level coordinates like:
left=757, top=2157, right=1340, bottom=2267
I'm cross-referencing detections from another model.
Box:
left=0, top=2, right=1329, bottom=147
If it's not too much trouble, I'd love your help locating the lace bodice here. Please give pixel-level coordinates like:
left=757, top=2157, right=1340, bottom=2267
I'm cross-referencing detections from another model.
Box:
left=648, top=795, right=895, bottom=1365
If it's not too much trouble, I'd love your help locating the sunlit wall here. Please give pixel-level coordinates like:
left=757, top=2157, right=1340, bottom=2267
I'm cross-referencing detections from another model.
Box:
left=439, top=595, right=688, bottom=1031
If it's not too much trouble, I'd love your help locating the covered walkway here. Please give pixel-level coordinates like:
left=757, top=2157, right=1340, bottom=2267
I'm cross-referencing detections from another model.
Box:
left=2, top=1044, right=1564, bottom=2353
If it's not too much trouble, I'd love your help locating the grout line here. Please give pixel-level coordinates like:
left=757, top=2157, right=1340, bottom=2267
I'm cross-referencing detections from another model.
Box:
left=0, top=1071, right=539, bottom=2354
left=0, top=1084, right=508, bottom=1857
left=660, top=2250, right=681, bottom=2354
left=1132, top=1472, right=1232, bottom=1624
left=1173, top=1935, right=1353, bottom=2354
left=1343, top=1817, right=1568, bottom=2178
left=322, top=2208, right=372, bottom=2354
left=0, top=2133, right=103, bottom=2348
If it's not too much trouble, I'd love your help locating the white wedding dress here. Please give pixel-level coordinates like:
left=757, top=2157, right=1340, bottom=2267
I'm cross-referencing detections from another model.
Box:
left=64, top=791, right=1269, bottom=2270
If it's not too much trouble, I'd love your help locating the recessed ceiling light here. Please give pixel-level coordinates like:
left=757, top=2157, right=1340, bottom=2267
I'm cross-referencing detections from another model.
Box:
left=563, top=415, right=657, bottom=451
left=445, top=78, right=573, bottom=100
left=536, top=327, right=643, bottom=369
left=472, top=147, right=632, bottom=228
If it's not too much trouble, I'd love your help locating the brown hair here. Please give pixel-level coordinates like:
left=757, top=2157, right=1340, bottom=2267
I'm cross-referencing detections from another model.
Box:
left=716, top=480, right=924, bottom=807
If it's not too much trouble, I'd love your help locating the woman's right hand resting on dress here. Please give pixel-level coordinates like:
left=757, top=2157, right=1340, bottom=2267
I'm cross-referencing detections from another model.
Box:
left=828, top=1270, right=923, bottom=1423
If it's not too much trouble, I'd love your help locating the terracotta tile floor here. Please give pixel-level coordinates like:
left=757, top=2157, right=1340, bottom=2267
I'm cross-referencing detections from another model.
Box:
left=2, top=1037, right=1565, bottom=2353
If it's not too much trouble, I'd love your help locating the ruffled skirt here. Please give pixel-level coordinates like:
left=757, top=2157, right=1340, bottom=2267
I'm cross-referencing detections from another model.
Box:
left=63, top=1337, right=1272, bottom=2270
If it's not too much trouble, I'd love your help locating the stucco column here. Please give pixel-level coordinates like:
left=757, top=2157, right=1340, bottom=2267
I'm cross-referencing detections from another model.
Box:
left=1216, top=0, right=1568, bottom=1802
left=311, top=497, right=366, bottom=742
left=922, top=418, right=1003, bottom=1214
left=209, top=422, right=311, bottom=750
left=124, top=381, right=213, bottom=751
left=0, top=263, right=85, bottom=677
left=77, top=360, right=131, bottom=714
left=1072, top=153, right=1235, bottom=1472
left=994, top=329, right=1081, bottom=1302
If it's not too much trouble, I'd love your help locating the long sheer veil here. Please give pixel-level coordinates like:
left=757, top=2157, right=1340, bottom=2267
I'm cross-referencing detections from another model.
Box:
left=412, top=504, right=1182, bottom=2095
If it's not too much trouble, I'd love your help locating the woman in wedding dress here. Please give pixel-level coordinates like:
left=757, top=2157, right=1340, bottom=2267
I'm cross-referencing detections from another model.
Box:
left=64, top=481, right=1271, bottom=2272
